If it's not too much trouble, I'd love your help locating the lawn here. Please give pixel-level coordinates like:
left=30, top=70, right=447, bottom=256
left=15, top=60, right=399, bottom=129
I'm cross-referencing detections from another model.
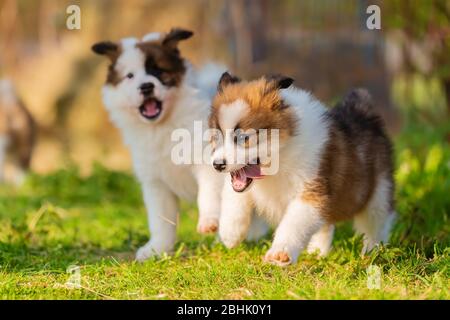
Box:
left=0, top=115, right=449, bottom=300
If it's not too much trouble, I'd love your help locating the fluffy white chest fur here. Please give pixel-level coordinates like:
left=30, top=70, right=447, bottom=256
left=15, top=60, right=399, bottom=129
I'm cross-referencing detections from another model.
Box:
left=114, top=85, right=208, bottom=202
left=246, top=89, right=330, bottom=225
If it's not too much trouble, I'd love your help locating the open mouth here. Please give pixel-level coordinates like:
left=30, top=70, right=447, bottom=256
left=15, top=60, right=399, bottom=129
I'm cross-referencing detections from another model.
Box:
left=139, top=98, right=163, bottom=120
left=230, top=164, right=263, bottom=192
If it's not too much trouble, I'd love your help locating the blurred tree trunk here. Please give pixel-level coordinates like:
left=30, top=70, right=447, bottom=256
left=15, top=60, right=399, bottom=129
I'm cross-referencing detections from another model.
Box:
left=0, top=0, right=19, bottom=72
left=248, top=0, right=268, bottom=64
left=228, top=0, right=268, bottom=73
left=38, top=0, right=57, bottom=50
left=229, top=0, right=252, bottom=71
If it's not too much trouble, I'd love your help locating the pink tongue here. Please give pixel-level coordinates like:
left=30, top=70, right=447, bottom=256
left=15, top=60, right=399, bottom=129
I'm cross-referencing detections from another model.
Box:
left=233, top=170, right=247, bottom=190
left=142, top=100, right=159, bottom=117
left=243, top=164, right=262, bottom=179
left=232, top=165, right=263, bottom=191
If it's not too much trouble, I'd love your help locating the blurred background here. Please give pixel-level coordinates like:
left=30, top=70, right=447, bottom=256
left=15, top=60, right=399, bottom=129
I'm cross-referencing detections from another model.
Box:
left=0, top=0, right=449, bottom=175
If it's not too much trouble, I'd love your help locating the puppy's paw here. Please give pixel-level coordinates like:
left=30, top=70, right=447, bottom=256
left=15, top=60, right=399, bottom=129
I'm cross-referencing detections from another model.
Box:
left=219, top=228, right=244, bottom=249
left=264, top=248, right=292, bottom=266
left=135, top=241, right=171, bottom=262
left=197, top=217, right=219, bottom=234
left=306, top=243, right=330, bottom=257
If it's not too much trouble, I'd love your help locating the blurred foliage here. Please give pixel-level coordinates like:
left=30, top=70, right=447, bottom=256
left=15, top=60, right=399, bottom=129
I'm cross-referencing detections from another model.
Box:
left=0, top=0, right=448, bottom=174
left=384, top=0, right=450, bottom=114
left=385, top=0, right=450, bottom=40
left=395, top=135, right=450, bottom=250
left=23, top=163, right=142, bottom=206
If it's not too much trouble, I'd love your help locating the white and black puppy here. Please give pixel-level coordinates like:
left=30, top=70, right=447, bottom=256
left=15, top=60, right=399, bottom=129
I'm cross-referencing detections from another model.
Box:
left=209, top=73, right=395, bottom=266
left=92, top=29, right=267, bottom=261
left=0, top=79, right=35, bottom=185
left=92, top=29, right=225, bottom=261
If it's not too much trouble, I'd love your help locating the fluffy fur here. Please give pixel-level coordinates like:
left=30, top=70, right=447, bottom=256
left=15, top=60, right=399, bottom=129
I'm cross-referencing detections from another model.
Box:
left=0, top=79, right=35, bottom=184
left=93, top=30, right=267, bottom=261
left=210, top=74, right=395, bottom=266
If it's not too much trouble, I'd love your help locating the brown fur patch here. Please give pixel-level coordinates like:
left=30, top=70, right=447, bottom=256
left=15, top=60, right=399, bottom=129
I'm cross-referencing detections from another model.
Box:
left=301, top=89, right=394, bottom=222
left=94, top=28, right=192, bottom=87
left=136, top=40, right=186, bottom=87
left=106, top=53, right=122, bottom=86
left=92, top=41, right=123, bottom=85
left=0, top=91, right=35, bottom=169
left=210, top=77, right=297, bottom=142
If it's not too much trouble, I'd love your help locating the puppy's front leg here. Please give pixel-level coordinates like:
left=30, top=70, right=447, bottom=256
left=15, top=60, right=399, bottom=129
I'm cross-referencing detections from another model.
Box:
left=136, top=180, right=178, bottom=262
left=219, top=182, right=253, bottom=248
left=196, top=166, right=222, bottom=234
left=265, top=200, right=324, bottom=266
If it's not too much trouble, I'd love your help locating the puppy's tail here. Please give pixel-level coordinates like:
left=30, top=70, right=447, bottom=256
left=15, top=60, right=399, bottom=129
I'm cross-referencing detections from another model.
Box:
left=332, top=88, right=388, bottom=136
left=336, top=88, right=373, bottom=113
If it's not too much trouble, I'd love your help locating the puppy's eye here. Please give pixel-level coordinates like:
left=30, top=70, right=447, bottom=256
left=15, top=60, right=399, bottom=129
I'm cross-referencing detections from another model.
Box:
left=235, top=132, right=250, bottom=146
left=126, top=73, right=134, bottom=79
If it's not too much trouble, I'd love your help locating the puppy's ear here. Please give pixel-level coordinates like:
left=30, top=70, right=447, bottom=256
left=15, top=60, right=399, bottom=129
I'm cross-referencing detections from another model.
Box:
left=218, top=72, right=241, bottom=92
left=91, top=41, right=119, bottom=61
left=267, top=74, right=294, bottom=90
left=162, top=28, right=194, bottom=49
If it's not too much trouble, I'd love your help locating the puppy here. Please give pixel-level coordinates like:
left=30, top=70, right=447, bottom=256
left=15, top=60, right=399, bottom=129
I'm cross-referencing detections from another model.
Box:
left=0, top=79, right=35, bottom=184
left=209, top=72, right=395, bottom=266
left=92, top=29, right=267, bottom=261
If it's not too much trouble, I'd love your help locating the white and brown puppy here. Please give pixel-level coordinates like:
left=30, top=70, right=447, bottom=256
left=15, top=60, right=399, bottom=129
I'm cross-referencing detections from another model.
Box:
left=92, top=29, right=267, bottom=261
left=0, top=79, right=35, bottom=184
left=210, top=73, right=395, bottom=266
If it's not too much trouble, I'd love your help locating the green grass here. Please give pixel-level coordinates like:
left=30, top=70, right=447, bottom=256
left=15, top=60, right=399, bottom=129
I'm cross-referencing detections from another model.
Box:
left=0, top=119, right=449, bottom=299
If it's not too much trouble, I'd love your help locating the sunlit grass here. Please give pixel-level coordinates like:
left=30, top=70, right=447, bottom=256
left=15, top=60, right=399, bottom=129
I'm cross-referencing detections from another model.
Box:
left=0, top=107, right=449, bottom=299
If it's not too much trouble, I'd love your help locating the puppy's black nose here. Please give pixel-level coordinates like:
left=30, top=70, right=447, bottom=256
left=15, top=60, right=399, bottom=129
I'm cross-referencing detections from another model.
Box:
left=140, top=82, right=154, bottom=96
left=213, top=159, right=226, bottom=172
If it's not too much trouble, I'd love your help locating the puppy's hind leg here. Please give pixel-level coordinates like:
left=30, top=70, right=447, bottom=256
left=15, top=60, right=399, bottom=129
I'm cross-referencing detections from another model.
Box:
left=353, top=177, right=395, bottom=254
left=306, top=224, right=334, bottom=257
left=246, top=211, right=270, bottom=242
left=136, top=180, right=179, bottom=262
